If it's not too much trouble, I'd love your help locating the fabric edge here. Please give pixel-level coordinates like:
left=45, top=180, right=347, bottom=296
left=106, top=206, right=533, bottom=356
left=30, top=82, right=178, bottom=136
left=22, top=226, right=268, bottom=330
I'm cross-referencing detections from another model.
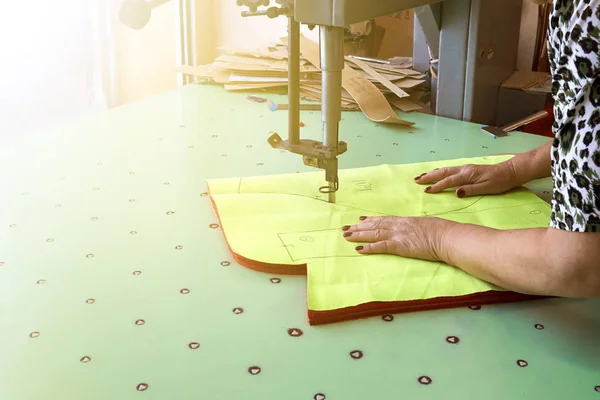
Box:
left=307, top=291, right=550, bottom=325
left=208, top=191, right=307, bottom=275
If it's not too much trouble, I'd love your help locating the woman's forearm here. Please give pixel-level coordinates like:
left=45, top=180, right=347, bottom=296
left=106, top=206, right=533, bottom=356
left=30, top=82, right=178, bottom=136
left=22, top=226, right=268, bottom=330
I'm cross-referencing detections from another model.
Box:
left=438, top=221, right=600, bottom=298
left=508, top=141, right=553, bottom=186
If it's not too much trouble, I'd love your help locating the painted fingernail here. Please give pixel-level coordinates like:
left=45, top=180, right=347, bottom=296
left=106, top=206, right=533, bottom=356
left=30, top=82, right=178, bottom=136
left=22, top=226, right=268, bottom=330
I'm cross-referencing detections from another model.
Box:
left=359, top=216, right=367, bottom=221
left=343, top=232, right=352, bottom=238
left=414, top=173, right=425, bottom=180
left=457, top=188, right=465, bottom=198
left=355, top=246, right=364, bottom=251
left=424, top=186, right=432, bottom=193
left=342, top=225, right=350, bottom=231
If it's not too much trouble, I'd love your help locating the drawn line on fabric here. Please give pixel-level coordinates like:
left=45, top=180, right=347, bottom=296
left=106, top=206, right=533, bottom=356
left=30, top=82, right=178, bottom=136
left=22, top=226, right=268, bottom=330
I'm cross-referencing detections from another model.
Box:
left=278, top=228, right=395, bottom=262
left=425, top=200, right=550, bottom=217
left=236, top=179, right=551, bottom=219
left=420, top=263, right=442, bottom=299
left=235, top=177, right=389, bottom=216
left=422, top=196, right=485, bottom=216
left=233, top=177, right=496, bottom=219
left=277, top=233, right=295, bottom=262
left=278, top=228, right=360, bottom=262
left=273, top=239, right=365, bottom=262
left=278, top=226, right=352, bottom=235
left=275, top=198, right=549, bottom=263
left=232, top=179, right=550, bottom=263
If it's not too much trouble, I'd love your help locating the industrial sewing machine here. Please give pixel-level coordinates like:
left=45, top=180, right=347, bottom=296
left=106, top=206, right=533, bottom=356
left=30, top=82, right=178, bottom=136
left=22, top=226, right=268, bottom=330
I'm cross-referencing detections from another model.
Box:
left=121, top=0, right=530, bottom=203
left=236, top=0, right=531, bottom=203
left=237, top=0, right=441, bottom=203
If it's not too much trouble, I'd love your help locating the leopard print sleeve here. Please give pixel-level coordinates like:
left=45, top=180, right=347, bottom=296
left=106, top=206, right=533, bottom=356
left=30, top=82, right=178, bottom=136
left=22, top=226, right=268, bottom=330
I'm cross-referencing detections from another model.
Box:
left=547, top=0, right=600, bottom=232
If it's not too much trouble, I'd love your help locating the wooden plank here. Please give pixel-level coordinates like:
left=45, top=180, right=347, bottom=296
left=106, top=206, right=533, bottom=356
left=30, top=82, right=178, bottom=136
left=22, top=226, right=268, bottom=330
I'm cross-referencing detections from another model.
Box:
left=290, top=35, right=414, bottom=126
left=349, top=57, right=410, bottom=99
left=388, top=96, right=423, bottom=112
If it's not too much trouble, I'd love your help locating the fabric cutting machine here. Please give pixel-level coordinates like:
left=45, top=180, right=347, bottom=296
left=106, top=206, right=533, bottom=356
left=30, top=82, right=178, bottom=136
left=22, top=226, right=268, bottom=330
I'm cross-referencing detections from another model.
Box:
left=237, top=0, right=531, bottom=203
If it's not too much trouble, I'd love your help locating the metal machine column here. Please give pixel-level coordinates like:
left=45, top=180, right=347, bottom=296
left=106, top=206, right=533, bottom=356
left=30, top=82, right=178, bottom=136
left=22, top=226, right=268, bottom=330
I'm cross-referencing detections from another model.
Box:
left=462, top=0, right=523, bottom=124
left=415, top=0, right=524, bottom=125
left=435, top=0, right=471, bottom=121
left=288, top=15, right=301, bottom=145
left=319, top=26, right=345, bottom=203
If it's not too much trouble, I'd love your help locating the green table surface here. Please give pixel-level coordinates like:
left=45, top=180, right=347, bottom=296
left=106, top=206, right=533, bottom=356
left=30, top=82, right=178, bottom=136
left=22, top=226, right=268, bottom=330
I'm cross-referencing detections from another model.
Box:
left=1, top=84, right=598, bottom=400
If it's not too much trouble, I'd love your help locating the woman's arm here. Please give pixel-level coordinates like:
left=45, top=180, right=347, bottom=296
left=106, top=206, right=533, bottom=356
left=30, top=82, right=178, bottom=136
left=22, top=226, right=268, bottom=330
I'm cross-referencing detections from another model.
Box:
left=344, top=215, right=600, bottom=299
left=416, top=141, right=553, bottom=196
left=440, top=223, right=600, bottom=298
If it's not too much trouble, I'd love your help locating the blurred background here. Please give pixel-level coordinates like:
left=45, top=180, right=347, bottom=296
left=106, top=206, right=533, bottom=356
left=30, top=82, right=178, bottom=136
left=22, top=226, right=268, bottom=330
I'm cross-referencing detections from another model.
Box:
left=0, top=0, right=549, bottom=146
left=0, top=0, right=425, bottom=148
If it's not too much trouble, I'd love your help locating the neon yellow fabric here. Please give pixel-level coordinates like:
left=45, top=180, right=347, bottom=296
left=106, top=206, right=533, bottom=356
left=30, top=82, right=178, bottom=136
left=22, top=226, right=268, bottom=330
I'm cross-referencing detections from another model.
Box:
left=207, top=156, right=551, bottom=311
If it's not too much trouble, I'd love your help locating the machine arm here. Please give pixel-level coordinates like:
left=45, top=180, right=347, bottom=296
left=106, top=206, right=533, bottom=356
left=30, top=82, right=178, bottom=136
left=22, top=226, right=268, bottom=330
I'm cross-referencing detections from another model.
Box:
left=238, top=0, right=441, bottom=203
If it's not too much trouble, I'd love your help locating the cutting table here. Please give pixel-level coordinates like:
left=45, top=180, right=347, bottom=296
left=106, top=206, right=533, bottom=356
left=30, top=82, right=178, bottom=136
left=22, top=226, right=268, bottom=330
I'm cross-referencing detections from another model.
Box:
left=1, top=84, right=599, bottom=399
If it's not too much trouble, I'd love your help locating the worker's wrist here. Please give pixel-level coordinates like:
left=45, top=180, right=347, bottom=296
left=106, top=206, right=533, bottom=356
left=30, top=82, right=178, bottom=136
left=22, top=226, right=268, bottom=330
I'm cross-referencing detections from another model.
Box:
left=435, top=218, right=460, bottom=266
left=505, top=149, right=542, bottom=187
left=504, top=157, right=528, bottom=187
left=510, top=143, right=552, bottom=185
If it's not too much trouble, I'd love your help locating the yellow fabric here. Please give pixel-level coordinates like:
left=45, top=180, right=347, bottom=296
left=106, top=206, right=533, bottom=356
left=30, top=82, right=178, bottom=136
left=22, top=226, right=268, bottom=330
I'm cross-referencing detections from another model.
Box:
left=207, top=156, right=551, bottom=311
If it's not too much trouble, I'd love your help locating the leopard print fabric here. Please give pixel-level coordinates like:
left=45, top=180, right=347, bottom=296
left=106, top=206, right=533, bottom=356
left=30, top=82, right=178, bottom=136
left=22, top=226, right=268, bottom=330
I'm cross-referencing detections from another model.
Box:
left=548, top=0, right=600, bottom=232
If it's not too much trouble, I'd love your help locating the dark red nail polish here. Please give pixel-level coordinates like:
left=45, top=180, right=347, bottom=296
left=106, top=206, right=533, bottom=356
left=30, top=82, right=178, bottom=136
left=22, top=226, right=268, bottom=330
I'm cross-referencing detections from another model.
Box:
left=343, top=232, right=352, bottom=238
left=425, top=186, right=432, bottom=193
left=457, top=189, right=465, bottom=198
left=342, top=225, right=350, bottom=231
left=359, top=216, right=367, bottom=221
left=355, top=246, right=364, bottom=251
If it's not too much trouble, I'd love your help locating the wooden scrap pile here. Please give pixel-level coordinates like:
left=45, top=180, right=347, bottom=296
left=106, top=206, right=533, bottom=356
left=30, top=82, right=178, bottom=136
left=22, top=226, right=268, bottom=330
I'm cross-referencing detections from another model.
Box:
left=181, top=41, right=429, bottom=113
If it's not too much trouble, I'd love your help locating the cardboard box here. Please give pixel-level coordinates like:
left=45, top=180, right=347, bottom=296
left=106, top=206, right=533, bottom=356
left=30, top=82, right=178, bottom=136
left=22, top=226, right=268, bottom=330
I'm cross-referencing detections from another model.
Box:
left=375, top=10, right=414, bottom=59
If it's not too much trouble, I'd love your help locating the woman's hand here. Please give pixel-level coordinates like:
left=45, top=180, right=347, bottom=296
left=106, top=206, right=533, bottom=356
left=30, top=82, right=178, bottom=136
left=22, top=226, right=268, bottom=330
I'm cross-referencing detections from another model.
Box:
left=414, top=161, right=520, bottom=198
left=342, top=216, right=454, bottom=262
